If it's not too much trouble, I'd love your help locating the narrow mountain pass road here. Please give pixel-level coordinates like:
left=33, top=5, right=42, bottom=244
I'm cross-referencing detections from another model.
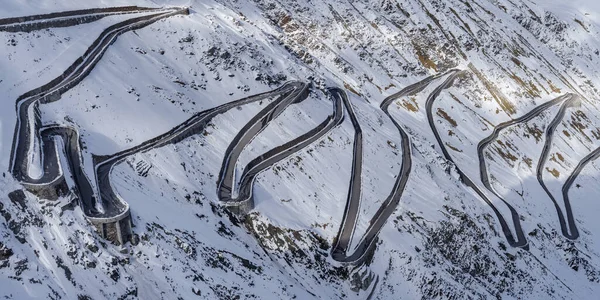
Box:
left=7, top=7, right=189, bottom=242
left=0, top=6, right=168, bottom=33
left=218, top=86, right=345, bottom=214
left=217, top=83, right=310, bottom=210
left=330, top=88, right=365, bottom=264
left=562, top=146, right=600, bottom=232
left=95, top=83, right=301, bottom=218
left=478, top=93, right=577, bottom=242
left=331, top=73, right=450, bottom=264
left=536, top=94, right=579, bottom=239
left=426, top=70, right=528, bottom=248
left=8, top=6, right=588, bottom=260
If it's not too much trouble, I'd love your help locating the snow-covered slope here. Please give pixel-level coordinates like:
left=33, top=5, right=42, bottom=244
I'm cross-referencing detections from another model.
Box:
left=1, top=0, right=600, bottom=299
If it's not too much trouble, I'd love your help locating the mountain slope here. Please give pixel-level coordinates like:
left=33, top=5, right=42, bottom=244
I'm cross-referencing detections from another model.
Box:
left=1, top=0, right=600, bottom=299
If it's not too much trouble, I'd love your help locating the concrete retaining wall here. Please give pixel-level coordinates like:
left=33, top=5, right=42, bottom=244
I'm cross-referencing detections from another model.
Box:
left=22, top=178, right=69, bottom=201
left=9, top=6, right=189, bottom=247
left=224, top=197, right=254, bottom=216
left=90, top=210, right=132, bottom=245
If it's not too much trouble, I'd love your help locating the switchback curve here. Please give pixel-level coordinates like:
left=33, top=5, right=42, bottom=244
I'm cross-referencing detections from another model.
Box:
left=478, top=93, right=577, bottom=243
left=536, top=94, right=579, bottom=239
left=426, top=70, right=528, bottom=248
left=217, top=85, right=345, bottom=214
left=8, top=7, right=189, bottom=243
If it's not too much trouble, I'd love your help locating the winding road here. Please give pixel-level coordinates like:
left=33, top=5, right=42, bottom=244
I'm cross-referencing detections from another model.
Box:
left=4, top=6, right=348, bottom=245
left=7, top=7, right=189, bottom=242
left=329, top=72, right=448, bottom=264
left=478, top=93, right=579, bottom=242
left=217, top=85, right=345, bottom=214
left=536, top=95, right=579, bottom=239
left=5, top=7, right=600, bottom=300
left=562, top=146, right=600, bottom=232
left=4, top=6, right=593, bottom=276
left=329, top=88, right=365, bottom=264
left=0, top=6, right=166, bottom=33
left=425, top=70, right=528, bottom=248
left=4, top=6, right=356, bottom=250
left=93, top=83, right=306, bottom=218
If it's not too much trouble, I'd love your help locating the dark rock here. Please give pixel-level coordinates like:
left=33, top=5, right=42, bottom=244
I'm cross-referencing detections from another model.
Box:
left=0, top=243, right=13, bottom=260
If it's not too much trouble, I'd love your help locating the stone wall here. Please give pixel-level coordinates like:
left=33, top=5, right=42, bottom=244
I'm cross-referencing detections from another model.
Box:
left=90, top=212, right=132, bottom=246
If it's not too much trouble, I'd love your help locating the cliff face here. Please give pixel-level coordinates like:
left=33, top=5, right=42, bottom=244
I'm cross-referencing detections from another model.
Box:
left=1, top=0, right=600, bottom=299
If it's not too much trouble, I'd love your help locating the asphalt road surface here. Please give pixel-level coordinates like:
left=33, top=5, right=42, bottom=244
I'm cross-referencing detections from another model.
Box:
left=329, top=88, right=365, bottom=264
left=94, top=83, right=302, bottom=218
left=0, top=6, right=167, bottom=33
left=9, top=7, right=188, bottom=221
left=8, top=6, right=589, bottom=266
left=478, top=93, right=576, bottom=244
left=330, top=72, right=448, bottom=264
left=217, top=85, right=345, bottom=213
left=535, top=94, right=579, bottom=239
left=426, top=70, right=529, bottom=249
left=562, top=145, right=600, bottom=233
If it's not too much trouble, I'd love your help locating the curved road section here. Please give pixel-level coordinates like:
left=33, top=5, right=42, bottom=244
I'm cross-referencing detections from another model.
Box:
left=478, top=93, right=577, bottom=243
left=216, top=83, right=310, bottom=210
left=330, top=73, right=446, bottom=265
left=535, top=94, right=579, bottom=239
left=0, top=6, right=167, bottom=33
left=562, top=145, right=600, bottom=233
left=426, top=70, right=528, bottom=248
left=217, top=85, right=345, bottom=215
left=329, top=70, right=453, bottom=265
left=8, top=7, right=189, bottom=244
left=95, top=82, right=306, bottom=216
left=329, top=88, right=365, bottom=264
left=7, top=7, right=587, bottom=258
left=4, top=6, right=354, bottom=248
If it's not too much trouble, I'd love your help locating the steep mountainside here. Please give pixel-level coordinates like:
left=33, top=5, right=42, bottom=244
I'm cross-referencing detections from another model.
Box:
left=1, top=0, right=600, bottom=299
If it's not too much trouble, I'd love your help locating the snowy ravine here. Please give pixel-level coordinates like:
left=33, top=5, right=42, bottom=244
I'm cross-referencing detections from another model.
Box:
left=1, top=0, right=600, bottom=299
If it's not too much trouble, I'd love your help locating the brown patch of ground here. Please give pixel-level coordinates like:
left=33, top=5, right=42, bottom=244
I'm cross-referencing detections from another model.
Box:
left=509, top=73, right=541, bottom=98
left=413, top=41, right=438, bottom=71
left=437, top=108, right=457, bottom=127
left=574, top=19, right=589, bottom=32
left=539, top=73, right=562, bottom=93
left=384, top=83, right=396, bottom=91
left=523, top=157, right=533, bottom=168
left=445, top=143, right=463, bottom=152
left=398, top=96, right=419, bottom=112
left=468, top=63, right=516, bottom=115
left=496, top=146, right=518, bottom=163
left=546, top=167, right=560, bottom=178
left=525, top=124, right=543, bottom=142
left=592, top=128, right=600, bottom=140
left=344, top=82, right=361, bottom=96
left=570, top=110, right=591, bottom=141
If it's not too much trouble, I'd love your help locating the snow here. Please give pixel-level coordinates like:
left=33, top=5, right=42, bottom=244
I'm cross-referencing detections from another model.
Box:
left=2, top=0, right=600, bottom=299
